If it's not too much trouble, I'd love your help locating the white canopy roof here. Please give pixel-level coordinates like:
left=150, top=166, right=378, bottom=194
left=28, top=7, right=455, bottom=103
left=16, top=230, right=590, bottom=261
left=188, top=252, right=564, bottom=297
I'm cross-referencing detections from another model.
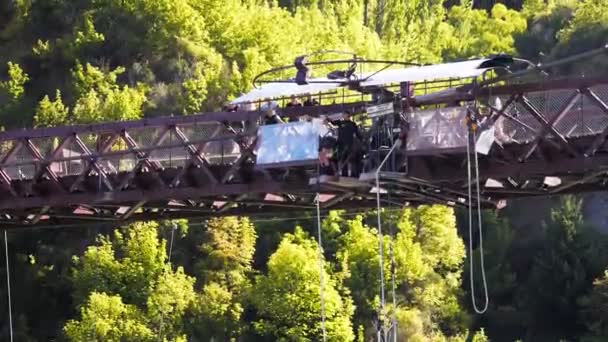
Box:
left=231, top=58, right=494, bottom=104
left=359, top=58, right=492, bottom=87
left=231, top=78, right=341, bottom=104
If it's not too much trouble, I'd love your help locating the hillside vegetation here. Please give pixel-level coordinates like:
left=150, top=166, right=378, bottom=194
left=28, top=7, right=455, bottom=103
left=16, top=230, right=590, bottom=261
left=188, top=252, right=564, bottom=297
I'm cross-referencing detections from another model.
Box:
left=1, top=0, right=608, bottom=341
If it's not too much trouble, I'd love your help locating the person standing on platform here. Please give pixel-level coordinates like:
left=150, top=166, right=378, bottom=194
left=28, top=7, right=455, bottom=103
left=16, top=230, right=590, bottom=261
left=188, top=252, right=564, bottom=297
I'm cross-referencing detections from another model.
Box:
left=304, top=95, right=320, bottom=106
left=285, top=95, right=303, bottom=122
left=264, top=108, right=284, bottom=125
left=331, top=111, right=362, bottom=177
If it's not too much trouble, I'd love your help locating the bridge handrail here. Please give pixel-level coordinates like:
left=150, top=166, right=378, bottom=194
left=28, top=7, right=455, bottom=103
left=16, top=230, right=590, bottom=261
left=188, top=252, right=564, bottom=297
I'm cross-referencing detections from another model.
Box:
left=0, top=133, right=249, bottom=168
left=0, top=102, right=368, bottom=141
left=1, top=76, right=606, bottom=142
left=413, top=77, right=608, bottom=106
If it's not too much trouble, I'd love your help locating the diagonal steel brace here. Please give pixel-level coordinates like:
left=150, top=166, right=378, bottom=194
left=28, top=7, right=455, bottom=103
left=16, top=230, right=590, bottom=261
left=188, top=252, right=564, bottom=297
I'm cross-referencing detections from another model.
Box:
left=518, top=93, right=580, bottom=161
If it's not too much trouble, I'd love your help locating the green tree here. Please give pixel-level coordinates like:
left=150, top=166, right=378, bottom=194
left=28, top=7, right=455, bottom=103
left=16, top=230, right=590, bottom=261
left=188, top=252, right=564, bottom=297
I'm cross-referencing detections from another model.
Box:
left=550, top=0, right=608, bottom=75
left=34, top=90, right=69, bottom=127
left=334, top=206, right=467, bottom=340
left=324, top=0, right=448, bottom=63
left=64, top=292, right=155, bottom=342
left=69, top=221, right=196, bottom=341
left=520, top=196, right=608, bottom=340
left=195, top=216, right=257, bottom=288
left=188, top=282, right=242, bottom=341
left=71, top=222, right=165, bottom=305
left=6, top=0, right=608, bottom=341
left=579, top=271, right=608, bottom=341
left=471, top=328, right=489, bottom=342
left=398, top=206, right=468, bottom=336
left=181, top=62, right=208, bottom=114
left=444, top=3, right=527, bottom=59
left=520, top=0, right=578, bottom=19
left=336, top=214, right=387, bottom=330
left=186, top=217, right=257, bottom=340
left=0, top=61, right=29, bottom=102
left=0, top=0, right=30, bottom=41
left=72, top=14, right=105, bottom=49
left=556, top=0, right=607, bottom=44
left=251, top=228, right=355, bottom=341
left=70, top=63, right=146, bottom=123
left=462, top=212, right=520, bottom=340
left=71, top=62, right=125, bottom=99
left=514, top=2, right=576, bottom=60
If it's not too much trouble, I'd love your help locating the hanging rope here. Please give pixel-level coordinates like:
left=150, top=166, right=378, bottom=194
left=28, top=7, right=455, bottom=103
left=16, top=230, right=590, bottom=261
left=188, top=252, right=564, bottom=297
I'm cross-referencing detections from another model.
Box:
left=466, top=109, right=489, bottom=314
left=375, top=139, right=401, bottom=340
left=169, top=128, right=173, bottom=169
left=315, top=162, right=327, bottom=342
left=375, top=175, right=386, bottom=340
left=387, top=188, right=398, bottom=342
left=167, top=222, right=176, bottom=265
left=97, top=137, right=102, bottom=193
left=4, top=230, right=13, bottom=342
left=68, top=137, right=72, bottom=175
left=158, top=222, right=178, bottom=341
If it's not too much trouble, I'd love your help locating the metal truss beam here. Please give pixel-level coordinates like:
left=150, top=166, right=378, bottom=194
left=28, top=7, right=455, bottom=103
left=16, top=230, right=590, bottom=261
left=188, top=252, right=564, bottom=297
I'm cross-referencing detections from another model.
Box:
left=583, top=88, right=608, bottom=156
left=518, top=93, right=580, bottom=160
left=0, top=77, right=605, bottom=228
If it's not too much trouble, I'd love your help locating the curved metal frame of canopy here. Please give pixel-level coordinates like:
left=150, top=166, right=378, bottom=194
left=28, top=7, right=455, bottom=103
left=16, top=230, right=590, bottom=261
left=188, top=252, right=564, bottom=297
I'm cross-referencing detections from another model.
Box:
left=231, top=53, right=518, bottom=105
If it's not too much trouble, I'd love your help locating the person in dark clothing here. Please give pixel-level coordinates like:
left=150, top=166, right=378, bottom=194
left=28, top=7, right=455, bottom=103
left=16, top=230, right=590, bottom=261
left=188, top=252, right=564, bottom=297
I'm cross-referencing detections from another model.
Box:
left=319, top=134, right=337, bottom=176
left=264, top=108, right=284, bottom=125
left=304, top=95, right=320, bottom=106
left=286, top=95, right=302, bottom=107
left=330, top=111, right=363, bottom=177
left=286, top=95, right=303, bottom=122
left=224, top=103, right=239, bottom=112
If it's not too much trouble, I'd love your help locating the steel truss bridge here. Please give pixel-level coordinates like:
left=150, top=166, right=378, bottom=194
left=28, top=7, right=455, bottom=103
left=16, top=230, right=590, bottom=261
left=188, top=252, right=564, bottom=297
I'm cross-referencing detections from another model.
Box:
left=1, top=76, right=608, bottom=229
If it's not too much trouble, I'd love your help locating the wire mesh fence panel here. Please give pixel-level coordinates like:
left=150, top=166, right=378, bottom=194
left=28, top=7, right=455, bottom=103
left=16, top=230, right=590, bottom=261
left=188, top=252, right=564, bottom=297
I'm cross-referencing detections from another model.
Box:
left=150, top=146, right=189, bottom=169
left=530, top=89, right=576, bottom=121
left=407, top=107, right=468, bottom=151
left=103, top=155, right=137, bottom=174
left=29, top=137, right=57, bottom=157
left=4, top=146, right=38, bottom=179
left=497, top=85, right=608, bottom=146
left=590, top=85, right=608, bottom=103
left=554, top=99, right=600, bottom=137
left=203, top=140, right=241, bottom=165
left=79, top=133, right=101, bottom=153
left=176, top=122, right=242, bottom=165
left=178, top=122, right=226, bottom=142
left=127, top=126, right=163, bottom=149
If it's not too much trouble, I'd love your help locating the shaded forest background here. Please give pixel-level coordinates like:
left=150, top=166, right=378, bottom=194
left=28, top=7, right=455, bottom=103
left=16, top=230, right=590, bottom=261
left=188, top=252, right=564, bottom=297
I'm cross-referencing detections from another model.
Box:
left=1, top=0, right=608, bottom=341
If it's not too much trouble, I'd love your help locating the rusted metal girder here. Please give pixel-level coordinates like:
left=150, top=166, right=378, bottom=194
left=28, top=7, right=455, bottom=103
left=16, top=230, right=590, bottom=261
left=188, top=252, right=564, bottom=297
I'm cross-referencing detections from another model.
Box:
left=413, top=77, right=608, bottom=106
left=0, top=77, right=607, bottom=229
left=1, top=76, right=604, bottom=143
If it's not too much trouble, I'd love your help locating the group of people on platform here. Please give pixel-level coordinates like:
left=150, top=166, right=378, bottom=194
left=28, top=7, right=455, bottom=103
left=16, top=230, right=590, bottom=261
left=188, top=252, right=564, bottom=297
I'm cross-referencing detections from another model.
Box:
left=224, top=92, right=513, bottom=179
left=226, top=94, right=366, bottom=178
left=318, top=111, right=363, bottom=178
left=261, top=95, right=320, bottom=125
left=264, top=98, right=365, bottom=178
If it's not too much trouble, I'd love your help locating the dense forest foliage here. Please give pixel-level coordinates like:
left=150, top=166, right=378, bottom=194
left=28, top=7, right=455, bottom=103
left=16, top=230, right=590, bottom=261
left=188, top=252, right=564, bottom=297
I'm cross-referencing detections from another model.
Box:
left=1, top=0, right=608, bottom=341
